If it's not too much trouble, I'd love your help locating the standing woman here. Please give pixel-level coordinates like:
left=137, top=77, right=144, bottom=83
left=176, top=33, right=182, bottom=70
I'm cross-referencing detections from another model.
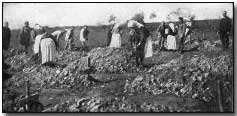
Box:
left=166, top=23, right=177, bottom=51
left=109, top=23, right=122, bottom=48
left=34, top=26, right=57, bottom=65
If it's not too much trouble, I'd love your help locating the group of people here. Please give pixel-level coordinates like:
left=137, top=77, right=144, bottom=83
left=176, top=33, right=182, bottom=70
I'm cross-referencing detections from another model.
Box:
left=158, top=17, right=192, bottom=53
left=106, top=19, right=152, bottom=66
left=158, top=11, right=231, bottom=53
left=3, top=11, right=232, bottom=66
left=3, top=20, right=90, bottom=65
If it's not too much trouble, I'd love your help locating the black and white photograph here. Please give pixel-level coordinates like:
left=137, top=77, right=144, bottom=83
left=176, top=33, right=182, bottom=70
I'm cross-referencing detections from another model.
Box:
left=2, top=2, right=234, bottom=113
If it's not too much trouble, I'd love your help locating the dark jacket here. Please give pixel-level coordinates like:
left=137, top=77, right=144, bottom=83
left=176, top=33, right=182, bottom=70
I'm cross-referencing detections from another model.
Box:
left=137, top=27, right=150, bottom=50
left=158, top=25, right=167, bottom=37
left=219, top=16, right=231, bottom=33
left=3, top=27, right=11, bottom=50
left=19, top=26, right=32, bottom=46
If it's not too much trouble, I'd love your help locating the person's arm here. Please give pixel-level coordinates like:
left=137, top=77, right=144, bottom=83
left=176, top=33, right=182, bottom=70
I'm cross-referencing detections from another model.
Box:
left=31, top=30, right=36, bottom=42
left=182, top=24, right=186, bottom=37
left=157, top=26, right=161, bottom=33
left=68, top=30, right=73, bottom=40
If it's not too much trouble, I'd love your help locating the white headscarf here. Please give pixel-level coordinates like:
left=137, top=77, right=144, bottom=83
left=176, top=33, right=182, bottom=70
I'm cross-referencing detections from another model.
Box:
left=169, top=23, right=175, bottom=32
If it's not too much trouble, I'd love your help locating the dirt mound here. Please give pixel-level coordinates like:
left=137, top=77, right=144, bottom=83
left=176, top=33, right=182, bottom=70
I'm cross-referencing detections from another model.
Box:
left=5, top=50, right=92, bottom=90
left=87, top=47, right=134, bottom=73
left=63, top=47, right=137, bottom=74
left=124, top=53, right=233, bottom=110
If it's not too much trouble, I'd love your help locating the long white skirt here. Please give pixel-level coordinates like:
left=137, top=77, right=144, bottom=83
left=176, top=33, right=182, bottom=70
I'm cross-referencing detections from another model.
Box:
left=80, top=29, right=86, bottom=42
left=40, top=38, right=56, bottom=64
left=167, top=35, right=177, bottom=50
left=109, top=33, right=121, bottom=48
left=144, top=36, right=153, bottom=58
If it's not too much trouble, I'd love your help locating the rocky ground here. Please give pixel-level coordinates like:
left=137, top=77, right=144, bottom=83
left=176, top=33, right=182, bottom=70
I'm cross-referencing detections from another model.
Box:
left=2, top=39, right=233, bottom=112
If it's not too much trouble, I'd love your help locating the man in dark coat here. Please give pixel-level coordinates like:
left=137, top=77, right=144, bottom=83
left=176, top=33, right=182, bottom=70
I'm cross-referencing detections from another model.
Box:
left=177, top=17, right=186, bottom=53
left=219, top=11, right=232, bottom=51
left=135, top=26, right=150, bottom=66
left=19, top=21, right=32, bottom=54
left=3, top=21, right=11, bottom=50
left=157, top=21, right=167, bottom=51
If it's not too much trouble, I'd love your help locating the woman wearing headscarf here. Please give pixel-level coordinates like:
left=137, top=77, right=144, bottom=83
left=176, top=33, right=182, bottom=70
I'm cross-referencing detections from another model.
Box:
left=80, top=26, right=90, bottom=55
left=166, top=23, right=177, bottom=50
left=34, top=26, right=57, bottom=65
left=109, top=22, right=123, bottom=48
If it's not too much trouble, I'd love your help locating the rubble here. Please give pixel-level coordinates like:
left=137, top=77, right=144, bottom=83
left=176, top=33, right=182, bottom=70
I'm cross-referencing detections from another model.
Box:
left=43, top=96, right=175, bottom=112
left=3, top=39, right=233, bottom=112
left=124, top=53, right=233, bottom=103
left=86, top=47, right=135, bottom=73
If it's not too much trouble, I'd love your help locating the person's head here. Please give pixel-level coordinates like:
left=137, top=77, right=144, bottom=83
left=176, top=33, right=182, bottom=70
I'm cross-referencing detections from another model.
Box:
left=84, top=26, right=88, bottom=29
left=222, top=11, right=227, bottom=17
left=178, top=17, right=184, bottom=23
left=161, top=21, right=165, bottom=26
left=24, top=21, right=29, bottom=27
left=3, top=21, right=9, bottom=27
left=37, top=25, right=45, bottom=34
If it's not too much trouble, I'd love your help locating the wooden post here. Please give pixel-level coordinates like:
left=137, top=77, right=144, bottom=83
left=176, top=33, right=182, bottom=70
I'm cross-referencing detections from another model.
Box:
left=87, top=57, right=91, bottom=76
left=88, top=57, right=91, bottom=68
left=217, top=80, right=224, bottom=112
left=202, top=32, right=205, bottom=40
left=25, top=80, right=30, bottom=112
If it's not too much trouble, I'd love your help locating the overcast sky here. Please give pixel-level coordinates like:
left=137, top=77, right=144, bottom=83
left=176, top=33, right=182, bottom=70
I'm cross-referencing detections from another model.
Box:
left=3, top=3, right=233, bottom=29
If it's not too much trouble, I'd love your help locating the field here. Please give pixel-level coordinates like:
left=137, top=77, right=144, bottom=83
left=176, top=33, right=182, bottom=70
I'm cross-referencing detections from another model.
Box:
left=3, top=19, right=234, bottom=112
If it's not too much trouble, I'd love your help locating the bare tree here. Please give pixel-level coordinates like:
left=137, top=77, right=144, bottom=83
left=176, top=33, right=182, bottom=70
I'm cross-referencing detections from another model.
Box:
left=131, top=12, right=145, bottom=24
left=149, top=12, right=157, bottom=19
